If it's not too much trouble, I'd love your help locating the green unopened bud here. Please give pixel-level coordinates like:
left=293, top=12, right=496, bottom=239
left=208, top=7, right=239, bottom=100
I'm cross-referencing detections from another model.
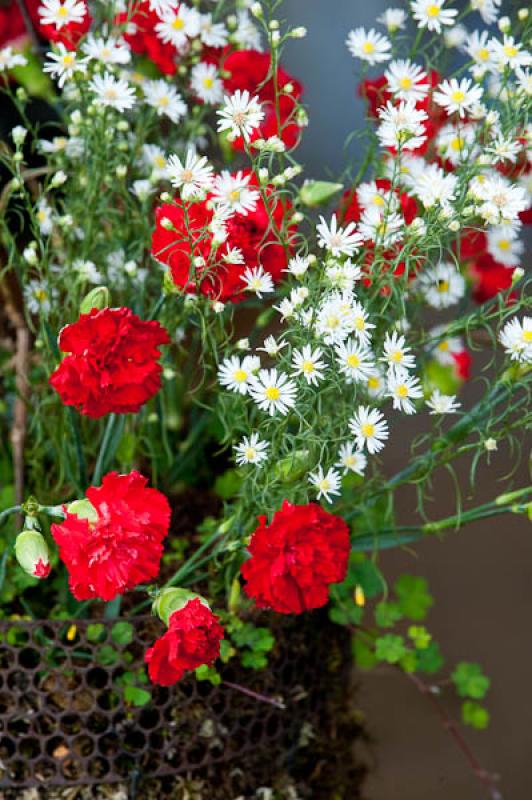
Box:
left=80, top=286, right=110, bottom=315
left=274, top=449, right=310, bottom=483
left=67, top=498, right=98, bottom=521
left=15, top=530, right=51, bottom=579
left=299, top=180, right=344, bottom=207
left=152, top=588, right=208, bottom=626
left=228, top=577, right=240, bottom=613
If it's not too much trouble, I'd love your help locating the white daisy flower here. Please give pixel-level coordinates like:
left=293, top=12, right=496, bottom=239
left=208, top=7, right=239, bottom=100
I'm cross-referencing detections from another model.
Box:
left=489, top=35, right=532, bottom=71
left=314, top=292, right=354, bottom=345
left=43, top=44, right=86, bottom=88
left=387, top=368, right=423, bottom=414
left=144, top=79, right=186, bottom=122
left=486, top=226, right=523, bottom=267
left=417, top=262, right=465, bottom=308
left=358, top=207, right=404, bottom=246
left=325, top=260, right=362, bottom=291
left=292, top=345, right=326, bottom=386
left=198, top=13, right=228, bottom=47
left=308, top=466, right=342, bottom=503
left=216, top=90, right=264, bottom=143
left=382, top=331, right=416, bottom=373
left=426, top=390, right=461, bottom=414
left=234, top=433, right=269, bottom=466
left=82, top=34, right=131, bottom=65
left=257, top=335, right=287, bottom=358
left=142, top=144, right=170, bottom=180
left=335, top=339, right=375, bottom=383
left=190, top=62, right=224, bottom=104
left=73, top=259, right=103, bottom=284
left=147, top=0, right=178, bottom=16
left=218, top=355, right=258, bottom=395
left=475, top=175, right=528, bottom=224
left=377, top=100, right=428, bottom=151
left=385, top=59, right=429, bottom=102
left=36, top=198, right=54, bottom=235
left=89, top=72, right=136, bottom=112
left=316, top=215, right=362, bottom=257
left=357, top=181, right=399, bottom=213
left=366, top=368, right=387, bottom=399
left=167, top=149, right=213, bottom=199
left=155, top=4, right=201, bottom=49
left=433, top=78, right=483, bottom=118
left=412, top=163, right=457, bottom=209
left=249, top=369, right=297, bottom=416
left=465, top=30, right=493, bottom=72
left=0, top=47, right=28, bottom=71
left=210, top=170, right=259, bottom=216
left=515, top=67, right=532, bottom=96
left=346, top=27, right=391, bottom=65
left=499, top=316, right=532, bottom=363
left=222, top=247, right=245, bottom=266
left=336, top=443, right=367, bottom=476
left=38, top=0, right=87, bottom=30
left=241, top=266, right=274, bottom=298
left=471, top=0, right=501, bottom=25
left=349, top=405, right=389, bottom=454
left=443, top=23, right=467, bottom=49
left=377, top=8, right=407, bottom=33
left=427, top=325, right=465, bottom=366
left=285, top=255, right=311, bottom=278
left=350, top=300, right=376, bottom=346
left=436, top=123, right=478, bottom=166
left=486, top=134, right=522, bottom=165
left=410, top=0, right=458, bottom=34
left=233, top=9, right=262, bottom=51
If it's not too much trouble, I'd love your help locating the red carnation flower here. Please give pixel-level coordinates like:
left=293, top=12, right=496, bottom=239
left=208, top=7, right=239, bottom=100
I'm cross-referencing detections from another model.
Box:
left=145, top=598, right=224, bottom=686
left=49, top=307, right=169, bottom=418
left=51, top=471, right=170, bottom=601
left=221, top=50, right=303, bottom=150
left=37, top=0, right=91, bottom=51
left=241, top=501, right=350, bottom=615
left=151, top=173, right=294, bottom=302
left=116, top=2, right=178, bottom=75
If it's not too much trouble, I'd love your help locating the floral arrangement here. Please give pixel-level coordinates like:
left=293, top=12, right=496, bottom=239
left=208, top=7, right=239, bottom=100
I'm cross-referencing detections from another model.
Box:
left=0, top=0, right=531, bottom=792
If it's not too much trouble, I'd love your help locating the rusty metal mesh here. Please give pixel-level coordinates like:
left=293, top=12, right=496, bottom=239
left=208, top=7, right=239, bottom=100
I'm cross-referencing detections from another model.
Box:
left=0, top=614, right=342, bottom=789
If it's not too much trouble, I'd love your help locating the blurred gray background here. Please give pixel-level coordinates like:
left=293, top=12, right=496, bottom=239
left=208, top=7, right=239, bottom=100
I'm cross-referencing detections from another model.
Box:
left=281, top=2, right=532, bottom=798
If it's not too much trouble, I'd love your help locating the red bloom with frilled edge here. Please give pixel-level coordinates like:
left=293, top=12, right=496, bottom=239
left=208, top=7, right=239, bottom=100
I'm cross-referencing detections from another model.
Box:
left=49, top=307, right=169, bottom=418
left=151, top=174, right=294, bottom=303
left=241, top=501, right=350, bottom=615
left=221, top=50, right=303, bottom=150
left=51, top=471, right=170, bottom=602
left=116, top=2, right=178, bottom=75
left=456, top=228, right=515, bottom=304
left=145, top=598, right=224, bottom=686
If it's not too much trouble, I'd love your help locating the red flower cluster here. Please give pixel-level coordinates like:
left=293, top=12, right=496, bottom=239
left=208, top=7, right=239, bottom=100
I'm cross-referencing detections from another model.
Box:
left=37, top=0, right=91, bottom=50
left=241, top=501, right=350, bottom=615
left=51, top=471, right=170, bottom=601
left=458, top=229, right=515, bottom=304
left=0, top=0, right=38, bottom=48
left=49, top=307, right=169, bottom=418
left=116, top=2, right=179, bottom=75
left=145, top=598, right=224, bottom=686
left=151, top=172, right=293, bottom=302
left=221, top=50, right=303, bottom=150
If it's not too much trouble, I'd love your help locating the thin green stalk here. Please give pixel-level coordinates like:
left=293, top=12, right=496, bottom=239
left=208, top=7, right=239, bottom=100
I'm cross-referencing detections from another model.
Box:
left=92, top=413, right=117, bottom=485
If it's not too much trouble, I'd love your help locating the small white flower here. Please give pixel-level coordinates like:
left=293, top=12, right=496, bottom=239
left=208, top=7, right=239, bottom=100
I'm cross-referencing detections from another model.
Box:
left=314, top=292, right=354, bottom=345
left=198, top=12, right=228, bottom=47
left=11, top=126, right=28, bottom=146
left=382, top=331, right=416, bottom=373
left=249, top=369, right=297, bottom=416
left=484, top=437, right=498, bottom=452
left=377, top=8, right=407, bottom=33
left=385, top=59, right=429, bottom=102
left=377, top=100, right=428, bottom=151
left=475, top=175, right=528, bottom=224
left=218, top=355, right=258, bottom=395
left=73, top=259, right=103, bottom=284
left=234, top=433, right=269, bottom=466
left=465, top=30, right=493, bottom=72
left=38, top=0, right=87, bottom=30
left=144, top=79, right=187, bottom=122
left=335, top=339, right=375, bottom=382
left=436, top=123, right=477, bottom=166
left=366, top=368, right=387, bottom=399
left=89, top=73, right=136, bottom=112
left=190, top=62, right=224, bottom=104
left=417, top=262, right=465, bottom=308
left=486, top=226, right=523, bottom=267
left=292, top=345, right=326, bottom=386
left=499, top=316, right=532, bottom=363
left=308, top=466, right=342, bottom=503
left=155, top=4, right=201, bottom=48
left=233, top=9, right=262, bottom=51
left=217, top=90, right=264, bottom=142
left=316, top=215, right=363, bottom=257
left=471, top=0, right=501, bottom=25
left=358, top=207, right=404, bottom=246
left=433, top=78, right=483, bottom=118
left=346, top=27, right=391, bottom=65
left=257, top=335, right=287, bottom=358
left=349, top=405, right=389, bottom=454
left=36, top=198, right=54, bottom=235
left=0, top=47, right=28, bottom=71
left=24, top=279, right=56, bottom=316
left=410, top=0, right=458, bottom=33
left=43, top=44, right=86, bottom=88
left=82, top=34, right=131, bottom=65
left=325, top=259, right=362, bottom=290
left=350, top=300, right=376, bottom=346
left=413, top=163, right=458, bottom=209
left=211, top=170, right=259, bottom=216
left=285, top=255, right=311, bottom=278
left=222, top=247, right=245, bottom=266
left=486, top=134, right=522, bottom=165
left=489, top=35, right=532, bottom=71
left=387, top=368, right=423, bottom=414
left=131, top=179, right=153, bottom=200
left=167, top=149, right=213, bottom=199
left=142, top=144, right=170, bottom=180
left=336, top=443, right=367, bottom=476
left=241, top=266, right=274, bottom=298
left=426, top=389, right=461, bottom=414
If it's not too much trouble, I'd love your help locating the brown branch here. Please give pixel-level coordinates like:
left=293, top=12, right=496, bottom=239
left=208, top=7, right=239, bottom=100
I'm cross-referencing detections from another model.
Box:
left=223, top=679, right=286, bottom=710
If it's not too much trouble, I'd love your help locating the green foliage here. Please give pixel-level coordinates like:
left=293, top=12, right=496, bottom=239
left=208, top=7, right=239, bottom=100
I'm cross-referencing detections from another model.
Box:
left=111, top=621, right=134, bottom=646
left=461, top=700, right=490, bottom=730
left=451, top=662, right=491, bottom=699
left=394, top=575, right=434, bottom=621
left=375, top=601, right=403, bottom=628
left=415, top=641, right=444, bottom=674
left=375, top=634, right=407, bottom=664
left=195, top=664, right=222, bottom=685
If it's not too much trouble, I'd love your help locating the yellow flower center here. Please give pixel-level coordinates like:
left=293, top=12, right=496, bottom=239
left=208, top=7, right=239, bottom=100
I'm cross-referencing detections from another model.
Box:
left=478, top=47, right=489, bottom=61
left=497, top=239, right=510, bottom=250
left=158, top=96, right=170, bottom=107
left=62, top=54, right=74, bottom=66
left=57, top=5, right=68, bottom=17
left=396, top=384, right=408, bottom=398
left=362, top=41, right=375, bottom=54
left=437, top=280, right=450, bottom=293
left=361, top=423, right=375, bottom=437
left=426, top=4, right=440, bottom=17
left=244, top=447, right=256, bottom=461
left=450, top=137, right=463, bottom=152
left=399, top=77, right=412, bottom=89
left=229, top=189, right=241, bottom=202
left=265, top=386, right=280, bottom=401
left=503, top=45, right=518, bottom=58
left=155, top=155, right=167, bottom=169
left=34, top=289, right=47, bottom=302
left=172, top=17, right=185, bottom=30
left=203, top=77, right=214, bottom=89
left=438, top=340, right=449, bottom=352
left=367, top=376, right=380, bottom=390
left=327, top=315, right=340, bottom=329
left=390, top=350, right=403, bottom=363
left=37, top=210, right=46, bottom=223
left=233, top=369, right=248, bottom=383
left=451, top=90, right=466, bottom=103
left=347, top=354, right=361, bottom=368
left=522, top=331, right=532, bottom=343
left=373, top=194, right=385, bottom=206
left=302, top=360, right=315, bottom=374
left=354, top=316, right=365, bottom=330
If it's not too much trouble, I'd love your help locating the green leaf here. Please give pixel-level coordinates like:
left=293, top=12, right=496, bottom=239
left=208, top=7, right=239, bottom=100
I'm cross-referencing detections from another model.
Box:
left=86, top=623, right=105, bottom=643
left=352, top=636, right=378, bottom=670
left=375, top=634, right=407, bottom=664
left=408, top=625, right=432, bottom=649
left=415, top=641, right=444, bottom=674
left=123, top=685, right=152, bottom=707
left=214, top=469, right=243, bottom=500
left=395, top=575, right=433, bottom=621
left=195, top=664, right=221, bottom=685
left=375, top=601, right=403, bottom=628
left=97, top=644, right=119, bottom=666
left=461, top=700, right=490, bottom=730
left=111, top=621, right=134, bottom=646
left=451, top=662, right=490, bottom=699
left=241, top=650, right=268, bottom=669
left=219, top=639, right=236, bottom=663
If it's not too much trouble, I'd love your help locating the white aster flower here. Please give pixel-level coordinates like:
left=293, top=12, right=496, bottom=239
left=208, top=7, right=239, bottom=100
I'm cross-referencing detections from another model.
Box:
left=155, top=4, right=201, bottom=48
left=292, top=345, right=326, bottom=386
left=144, top=79, right=186, bottom=122
left=385, top=59, right=429, bottom=102
left=515, top=67, right=532, bottom=96
left=336, top=443, right=367, bottom=476
left=335, top=339, right=375, bottom=382
left=142, top=144, right=170, bottom=180
left=82, top=34, right=131, bottom=65
left=349, top=405, right=389, bottom=454
left=358, top=207, right=404, bottom=246
left=198, top=13, right=228, bottom=47
left=418, top=262, right=465, bottom=308
left=316, top=215, right=362, bottom=257
left=89, top=72, right=136, bottom=112
left=499, top=316, right=532, bottom=363
left=147, top=0, right=178, bottom=16
left=346, top=27, right=391, bottom=65
left=428, top=325, right=465, bottom=366
left=486, top=226, right=523, bottom=267
left=210, top=170, right=259, bottom=216
left=410, top=0, right=458, bottom=33
left=382, top=331, right=416, bottom=373
left=167, top=149, right=213, bottom=199
left=0, top=47, right=28, bottom=71
left=471, top=0, right=501, bottom=25
left=485, top=134, right=522, bottom=165
left=38, top=0, right=87, bottom=29
left=285, top=255, right=311, bottom=278
left=36, top=198, right=54, bottom=235
left=489, top=35, right=532, bottom=71
left=413, top=163, right=457, bottom=209
left=43, top=44, right=86, bottom=88
left=387, top=368, right=423, bottom=414
left=218, top=355, right=258, bottom=395
left=325, top=260, right=362, bottom=290
left=234, top=433, right=269, bottom=466
left=308, top=466, right=342, bottom=503
left=314, top=292, right=354, bottom=345
left=433, top=78, right=484, bottom=119
left=444, top=23, right=467, bottom=49
left=351, top=300, right=376, bottom=346
left=476, top=175, right=528, bottom=224
left=377, top=100, right=428, bottom=151
left=131, top=179, right=153, bottom=200
left=249, top=368, right=297, bottom=416
left=377, top=8, right=407, bottom=33
left=465, top=30, right=493, bottom=72
left=257, top=335, right=287, bottom=358
left=366, top=367, right=387, bottom=399
left=24, top=279, right=56, bottom=316
left=190, top=62, right=224, bottom=104
left=357, top=181, right=399, bottom=213
left=216, top=90, right=264, bottom=143
left=436, top=123, right=478, bottom=166
left=241, top=266, right=274, bottom=298
left=233, top=10, right=262, bottom=51
left=73, top=259, right=103, bottom=284
left=222, top=247, right=245, bottom=266
left=426, top=389, right=461, bottom=414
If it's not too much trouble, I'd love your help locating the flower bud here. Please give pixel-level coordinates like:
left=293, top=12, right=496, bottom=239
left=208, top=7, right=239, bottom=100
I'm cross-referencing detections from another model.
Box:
left=152, top=587, right=208, bottom=626
left=12, top=125, right=28, bottom=146
left=160, top=216, right=174, bottom=231
left=116, top=165, right=127, bottom=179
left=512, top=267, right=524, bottom=284
left=518, top=8, right=529, bottom=21
left=15, top=530, right=51, bottom=579
left=67, top=498, right=98, bottom=522
left=250, top=2, right=262, bottom=17
left=291, top=27, right=307, bottom=39
left=300, top=180, right=343, bottom=207
left=80, top=286, right=110, bottom=315
left=498, top=16, right=510, bottom=32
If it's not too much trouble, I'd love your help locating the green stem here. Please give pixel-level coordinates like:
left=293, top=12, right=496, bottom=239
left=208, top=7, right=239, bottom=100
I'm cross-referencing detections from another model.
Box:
left=0, top=505, right=22, bottom=527
left=68, top=409, right=87, bottom=489
left=92, top=413, right=117, bottom=485
left=104, top=595, right=122, bottom=619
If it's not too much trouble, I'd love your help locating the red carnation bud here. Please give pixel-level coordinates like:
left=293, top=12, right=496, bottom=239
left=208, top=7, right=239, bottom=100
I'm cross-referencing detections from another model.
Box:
left=241, top=501, right=350, bottom=614
left=145, top=598, right=224, bottom=686
left=15, top=530, right=51, bottom=580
